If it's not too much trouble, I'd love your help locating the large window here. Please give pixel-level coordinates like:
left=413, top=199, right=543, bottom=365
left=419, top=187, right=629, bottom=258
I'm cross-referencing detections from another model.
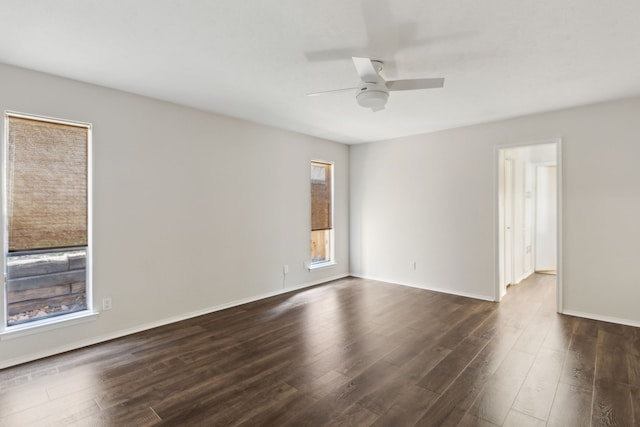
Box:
left=4, top=113, right=91, bottom=327
left=310, top=161, right=334, bottom=267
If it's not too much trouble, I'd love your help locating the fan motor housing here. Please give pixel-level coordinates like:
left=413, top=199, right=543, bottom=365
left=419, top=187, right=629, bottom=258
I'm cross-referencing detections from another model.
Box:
left=356, top=83, right=389, bottom=109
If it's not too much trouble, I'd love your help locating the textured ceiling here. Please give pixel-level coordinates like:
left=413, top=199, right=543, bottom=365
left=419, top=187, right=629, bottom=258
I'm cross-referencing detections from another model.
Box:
left=1, top=0, right=640, bottom=143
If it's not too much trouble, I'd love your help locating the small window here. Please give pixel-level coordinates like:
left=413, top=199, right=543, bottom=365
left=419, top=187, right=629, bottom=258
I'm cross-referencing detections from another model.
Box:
left=4, top=113, right=91, bottom=327
left=310, top=161, right=334, bottom=267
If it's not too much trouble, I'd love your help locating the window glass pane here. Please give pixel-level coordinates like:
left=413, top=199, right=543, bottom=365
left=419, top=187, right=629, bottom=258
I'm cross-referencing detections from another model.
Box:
left=311, top=229, right=331, bottom=264
left=6, top=249, right=87, bottom=326
left=5, top=114, right=90, bottom=327
left=310, top=161, right=333, bottom=265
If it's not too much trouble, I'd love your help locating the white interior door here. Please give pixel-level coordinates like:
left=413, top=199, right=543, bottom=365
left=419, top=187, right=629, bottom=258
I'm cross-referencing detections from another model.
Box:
left=504, top=159, right=515, bottom=286
left=535, top=165, right=557, bottom=272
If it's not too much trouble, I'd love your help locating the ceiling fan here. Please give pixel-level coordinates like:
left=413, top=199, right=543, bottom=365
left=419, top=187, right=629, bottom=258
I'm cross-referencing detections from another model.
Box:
left=308, top=57, right=445, bottom=112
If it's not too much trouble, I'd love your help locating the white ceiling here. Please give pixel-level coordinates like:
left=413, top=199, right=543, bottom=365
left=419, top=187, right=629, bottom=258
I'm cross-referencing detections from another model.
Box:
left=1, top=1, right=640, bottom=144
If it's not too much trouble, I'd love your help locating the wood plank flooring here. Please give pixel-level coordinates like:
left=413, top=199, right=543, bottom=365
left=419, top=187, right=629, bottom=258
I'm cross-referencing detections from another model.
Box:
left=1, top=274, right=639, bottom=426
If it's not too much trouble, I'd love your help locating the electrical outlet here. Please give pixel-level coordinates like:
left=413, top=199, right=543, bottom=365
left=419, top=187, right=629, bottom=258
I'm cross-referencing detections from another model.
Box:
left=411, top=261, right=417, bottom=271
left=283, top=264, right=289, bottom=275
left=102, top=297, right=112, bottom=311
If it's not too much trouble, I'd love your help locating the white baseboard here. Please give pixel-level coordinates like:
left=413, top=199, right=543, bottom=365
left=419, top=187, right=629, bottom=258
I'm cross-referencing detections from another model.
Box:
left=561, top=309, right=640, bottom=328
left=0, top=273, right=349, bottom=369
left=350, top=274, right=495, bottom=302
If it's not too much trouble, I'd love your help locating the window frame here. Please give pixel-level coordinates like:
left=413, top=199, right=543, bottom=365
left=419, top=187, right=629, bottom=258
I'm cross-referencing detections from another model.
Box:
left=309, top=160, right=335, bottom=270
left=2, top=111, right=95, bottom=334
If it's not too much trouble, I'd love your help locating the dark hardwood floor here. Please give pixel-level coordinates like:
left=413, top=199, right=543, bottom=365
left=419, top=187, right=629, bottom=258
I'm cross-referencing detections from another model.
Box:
left=1, top=274, right=638, bottom=426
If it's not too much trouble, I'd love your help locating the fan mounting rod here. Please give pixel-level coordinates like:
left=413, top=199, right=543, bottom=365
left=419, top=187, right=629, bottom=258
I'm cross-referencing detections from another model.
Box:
left=371, top=60, right=384, bottom=73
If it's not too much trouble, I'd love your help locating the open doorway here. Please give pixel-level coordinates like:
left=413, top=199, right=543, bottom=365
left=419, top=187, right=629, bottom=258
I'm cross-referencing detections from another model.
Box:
left=496, top=140, right=562, bottom=311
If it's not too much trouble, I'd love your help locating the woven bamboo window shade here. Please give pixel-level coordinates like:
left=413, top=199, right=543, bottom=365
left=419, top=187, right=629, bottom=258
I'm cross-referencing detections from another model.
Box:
left=7, top=116, right=88, bottom=252
left=311, top=162, right=332, bottom=231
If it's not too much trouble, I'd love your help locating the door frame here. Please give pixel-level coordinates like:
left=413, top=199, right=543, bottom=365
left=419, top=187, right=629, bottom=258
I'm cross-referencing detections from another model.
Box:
left=494, top=138, right=563, bottom=313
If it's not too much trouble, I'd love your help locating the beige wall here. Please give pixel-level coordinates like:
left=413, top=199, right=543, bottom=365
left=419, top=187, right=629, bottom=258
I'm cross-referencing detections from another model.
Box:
left=351, top=96, right=640, bottom=326
left=0, top=63, right=349, bottom=367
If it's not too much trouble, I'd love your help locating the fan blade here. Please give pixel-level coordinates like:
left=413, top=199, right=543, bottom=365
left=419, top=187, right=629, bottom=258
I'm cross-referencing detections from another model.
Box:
left=352, top=57, right=380, bottom=83
left=307, top=87, right=357, bottom=97
left=386, top=78, right=445, bottom=91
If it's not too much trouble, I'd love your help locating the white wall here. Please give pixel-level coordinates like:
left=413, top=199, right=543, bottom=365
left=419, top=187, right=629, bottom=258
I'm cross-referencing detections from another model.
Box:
left=351, top=96, right=640, bottom=326
left=0, top=63, right=349, bottom=368
left=535, top=165, right=558, bottom=272
left=350, top=132, right=495, bottom=300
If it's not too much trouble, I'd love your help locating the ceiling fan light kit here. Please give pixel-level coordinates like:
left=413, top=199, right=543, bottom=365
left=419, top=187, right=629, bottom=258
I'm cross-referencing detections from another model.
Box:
left=309, top=57, right=445, bottom=112
left=356, top=84, right=389, bottom=110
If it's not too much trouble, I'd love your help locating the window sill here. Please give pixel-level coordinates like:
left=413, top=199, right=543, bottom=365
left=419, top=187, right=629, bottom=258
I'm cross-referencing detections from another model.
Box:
left=308, top=261, right=337, bottom=271
left=0, top=310, right=99, bottom=341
